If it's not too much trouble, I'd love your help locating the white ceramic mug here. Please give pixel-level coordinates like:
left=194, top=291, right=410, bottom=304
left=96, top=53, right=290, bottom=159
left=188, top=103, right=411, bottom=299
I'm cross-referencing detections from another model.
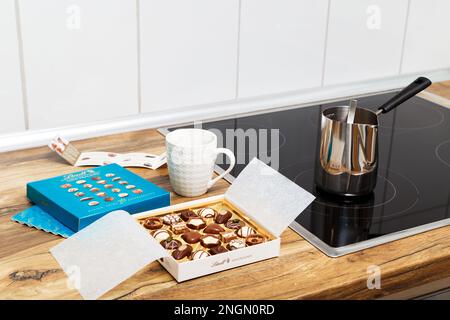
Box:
left=165, top=128, right=236, bottom=197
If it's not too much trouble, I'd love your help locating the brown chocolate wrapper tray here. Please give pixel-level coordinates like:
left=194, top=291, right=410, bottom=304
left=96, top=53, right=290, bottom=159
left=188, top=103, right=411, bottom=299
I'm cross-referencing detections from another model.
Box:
left=136, top=198, right=276, bottom=263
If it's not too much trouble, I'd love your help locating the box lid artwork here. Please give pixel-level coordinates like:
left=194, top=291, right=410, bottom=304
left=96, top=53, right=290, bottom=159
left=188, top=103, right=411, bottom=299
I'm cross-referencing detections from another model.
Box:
left=27, top=163, right=170, bottom=231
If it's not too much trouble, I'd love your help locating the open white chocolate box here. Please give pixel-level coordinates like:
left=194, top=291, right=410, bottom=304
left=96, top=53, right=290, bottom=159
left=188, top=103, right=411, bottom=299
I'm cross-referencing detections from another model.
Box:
left=134, top=158, right=315, bottom=282
left=50, top=158, right=315, bottom=299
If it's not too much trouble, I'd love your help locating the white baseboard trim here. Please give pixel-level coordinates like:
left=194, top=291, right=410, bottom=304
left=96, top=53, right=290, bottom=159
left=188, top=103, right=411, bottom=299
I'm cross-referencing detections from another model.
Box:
left=1, top=69, right=449, bottom=153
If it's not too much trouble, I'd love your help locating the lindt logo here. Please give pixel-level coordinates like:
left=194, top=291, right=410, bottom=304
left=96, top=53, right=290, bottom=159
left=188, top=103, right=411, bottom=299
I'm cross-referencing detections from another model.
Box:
left=211, top=258, right=230, bottom=267
left=63, top=170, right=97, bottom=181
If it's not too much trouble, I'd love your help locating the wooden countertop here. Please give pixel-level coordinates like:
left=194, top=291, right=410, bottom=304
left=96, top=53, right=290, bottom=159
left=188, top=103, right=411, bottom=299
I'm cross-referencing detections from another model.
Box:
left=1, top=82, right=450, bottom=300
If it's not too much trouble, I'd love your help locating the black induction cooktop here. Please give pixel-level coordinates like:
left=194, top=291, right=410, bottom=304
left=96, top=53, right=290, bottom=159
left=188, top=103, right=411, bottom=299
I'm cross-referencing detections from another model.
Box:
left=160, top=91, right=450, bottom=257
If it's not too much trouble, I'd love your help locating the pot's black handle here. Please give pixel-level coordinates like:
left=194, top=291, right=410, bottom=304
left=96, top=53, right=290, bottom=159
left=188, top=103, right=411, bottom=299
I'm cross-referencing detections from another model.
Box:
left=377, top=77, right=432, bottom=114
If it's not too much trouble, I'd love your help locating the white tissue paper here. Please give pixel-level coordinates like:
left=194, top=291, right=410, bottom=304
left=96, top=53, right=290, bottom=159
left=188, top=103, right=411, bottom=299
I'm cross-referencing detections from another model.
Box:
left=226, top=158, right=315, bottom=237
left=50, top=210, right=168, bottom=300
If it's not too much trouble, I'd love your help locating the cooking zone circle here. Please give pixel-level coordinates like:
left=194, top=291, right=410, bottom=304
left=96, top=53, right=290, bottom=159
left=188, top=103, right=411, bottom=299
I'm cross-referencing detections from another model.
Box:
left=435, top=139, right=450, bottom=167
left=292, top=167, right=419, bottom=221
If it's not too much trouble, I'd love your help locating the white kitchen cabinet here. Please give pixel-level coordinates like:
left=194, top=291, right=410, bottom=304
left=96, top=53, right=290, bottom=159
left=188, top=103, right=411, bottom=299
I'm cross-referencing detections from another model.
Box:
left=140, top=0, right=239, bottom=112
left=0, top=0, right=25, bottom=134
left=402, top=0, right=450, bottom=74
left=238, top=0, right=328, bottom=98
left=19, top=0, right=139, bottom=129
left=324, top=0, right=408, bottom=86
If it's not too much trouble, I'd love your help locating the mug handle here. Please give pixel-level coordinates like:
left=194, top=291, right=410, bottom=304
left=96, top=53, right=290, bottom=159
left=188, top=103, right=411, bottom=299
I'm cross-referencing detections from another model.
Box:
left=207, top=148, right=236, bottom=189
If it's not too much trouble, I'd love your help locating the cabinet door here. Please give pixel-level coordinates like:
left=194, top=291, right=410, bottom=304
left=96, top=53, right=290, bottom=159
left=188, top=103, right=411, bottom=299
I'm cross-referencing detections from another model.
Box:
left=238, top=0, right=328, bottom=98
left=19, top=0, right=139, bottom=129
left=0, top=0, right=25, bottom=134
left=140, top=0, right=239, bottom=112
left=402, top=0, right=450, bottom=74
left=324, top=0, right=408, bottom=86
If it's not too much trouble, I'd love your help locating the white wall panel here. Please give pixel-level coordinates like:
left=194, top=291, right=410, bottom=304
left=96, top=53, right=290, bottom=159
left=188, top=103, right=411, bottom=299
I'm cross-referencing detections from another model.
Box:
left=140, top=0, right=239, bottom=112
left=324, top=0, right=408, bottom=86
left=402, top=0, right=450, bottom=74
left=0, top=0, right=25, bottom=134
left=238, top=0, right=329, bottom=98
left=20, top=0, right=139, bottom=129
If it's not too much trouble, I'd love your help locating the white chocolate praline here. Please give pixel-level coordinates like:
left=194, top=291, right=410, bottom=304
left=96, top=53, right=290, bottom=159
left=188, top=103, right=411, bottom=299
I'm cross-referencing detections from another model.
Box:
left=163, top=214, right=181, bottom=225
left=237, top=226, right=256, bottom=237
left=153, top=229, right=170, bottom=241
left=118, top=193, right=128, bottom=198
left=189, top=218, right=205, bottom=227
left=229, top=239, right=246, bottom=250
left=198, top=207, right=215, bottom=218
left=202, top=235, right=219, bottom=246
left=192, top=250, right=210, bottom=260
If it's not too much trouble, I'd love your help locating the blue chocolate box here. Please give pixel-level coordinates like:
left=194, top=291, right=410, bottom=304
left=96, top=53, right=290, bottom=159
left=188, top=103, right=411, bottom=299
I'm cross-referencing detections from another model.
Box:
left=27, top=164, right=170, bottom=231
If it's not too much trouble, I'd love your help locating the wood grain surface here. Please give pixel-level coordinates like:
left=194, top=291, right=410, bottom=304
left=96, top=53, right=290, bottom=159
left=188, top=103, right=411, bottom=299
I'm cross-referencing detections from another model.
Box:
left=1, top=82, right=450, bottom=300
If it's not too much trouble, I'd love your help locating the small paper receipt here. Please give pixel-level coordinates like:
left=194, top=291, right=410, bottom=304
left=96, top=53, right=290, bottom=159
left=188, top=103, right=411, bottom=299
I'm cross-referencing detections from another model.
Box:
left=50, top=211, right=168, bottom=300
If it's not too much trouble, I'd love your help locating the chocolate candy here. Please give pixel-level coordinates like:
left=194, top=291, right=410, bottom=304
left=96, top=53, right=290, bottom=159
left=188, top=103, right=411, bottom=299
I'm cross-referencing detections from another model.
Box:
left=163, top=214, right=182, bottom=225
left=179, top=210, right=198, bottom=222
left=228, top=239, right=246, bottom=250
left=225, top=219, right=245, bottom=230
left=201, top=235, right=221, bottom=248
left=181, top=231, right=202, bottom=244
left=160, top=237, right=181, bottom=250
left=214, top=209, right=232, bottom=224
left=209, top=246, right=228, bottom=255
left=237, top=226, right=256, bottom=238
left=171, top=222, right=189, bottom=234
left=61, top=183, right=72, bottom=189
left=91, top=176, right=101, bottom=181
left=186, top=217, right=206, bottom=230
left=221, top=231, right=238, bottom=243
left=153, top=229, right=171, bottom=241
left=191, top=250, right=210, bottom=260
left=172, top=244, right=193, bottom=260
left=198, top=207, right=216, bottom=219
left=143, top=217, right=163, bottom=230
left=246, top=234, right=266, bottom=246
left=203, top=223, right=225, bottom=234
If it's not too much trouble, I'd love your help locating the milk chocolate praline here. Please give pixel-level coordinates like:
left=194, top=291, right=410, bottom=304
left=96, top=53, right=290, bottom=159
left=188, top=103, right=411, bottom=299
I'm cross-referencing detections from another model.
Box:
left=201, top=235, right=221, bottom=248
left=179, top=209, right=198, bottom=222
left=186, top=217, right=206, bottom=230
left=203, top=223, right=225, bottom=234
left=225, top=219, right=245, bottom=230
left=171, top=222, right=189, bottom=235
left=246, top=234, right=266, bottom=246
left=214, top=209, right=232, bottom=224
left=209, top=246, right=228, bottom=255
left=143, top=217, right=163, bottom=230
left=160, top=237, right=181, bottom=250
left=172, top=244, right=193, bottom=260
left=181, top=231, right=202, bottom=244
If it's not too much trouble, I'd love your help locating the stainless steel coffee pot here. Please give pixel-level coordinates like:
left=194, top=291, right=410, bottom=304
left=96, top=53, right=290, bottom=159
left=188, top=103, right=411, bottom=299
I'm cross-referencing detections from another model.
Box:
left=315, top=77, right=431, bottom=196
